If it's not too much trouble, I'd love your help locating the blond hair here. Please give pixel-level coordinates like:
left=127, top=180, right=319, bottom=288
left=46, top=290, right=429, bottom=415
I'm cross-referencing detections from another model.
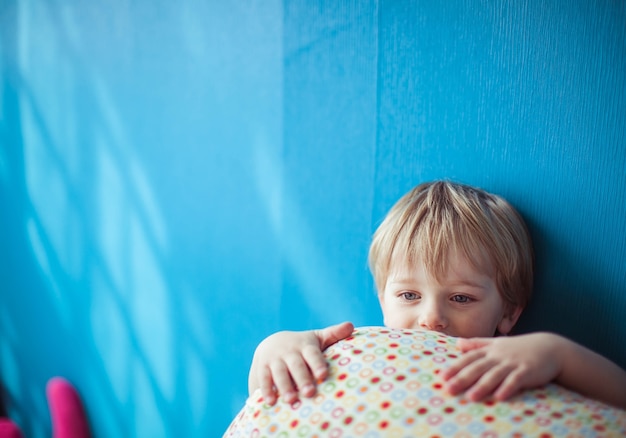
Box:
left=368, top=181, right=534, bottom=312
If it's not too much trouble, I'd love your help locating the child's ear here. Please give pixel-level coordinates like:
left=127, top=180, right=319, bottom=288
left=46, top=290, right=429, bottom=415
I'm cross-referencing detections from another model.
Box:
left=497, top=306, right=523, bottom=335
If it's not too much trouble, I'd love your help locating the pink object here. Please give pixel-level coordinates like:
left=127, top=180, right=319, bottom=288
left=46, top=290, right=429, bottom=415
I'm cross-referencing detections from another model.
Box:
left=0, top=419, right=23, bottom=438
left=46, top=377, right=90, bottom=438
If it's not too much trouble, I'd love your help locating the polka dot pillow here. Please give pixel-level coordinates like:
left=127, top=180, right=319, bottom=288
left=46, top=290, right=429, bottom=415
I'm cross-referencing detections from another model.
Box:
left=224, top=327, right=626, bottom=437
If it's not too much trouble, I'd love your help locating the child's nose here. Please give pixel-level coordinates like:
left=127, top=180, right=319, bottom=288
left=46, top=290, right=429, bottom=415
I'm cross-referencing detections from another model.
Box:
left=419, top=302, right=448, bottom=332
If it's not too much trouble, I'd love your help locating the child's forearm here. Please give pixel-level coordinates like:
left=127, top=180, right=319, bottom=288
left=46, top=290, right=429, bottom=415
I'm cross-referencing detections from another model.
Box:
left=554, top=334, right=626, bottom=409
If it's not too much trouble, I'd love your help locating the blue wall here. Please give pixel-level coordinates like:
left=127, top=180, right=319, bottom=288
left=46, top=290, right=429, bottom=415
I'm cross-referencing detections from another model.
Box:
left=1, top=1, right=625, bottom=436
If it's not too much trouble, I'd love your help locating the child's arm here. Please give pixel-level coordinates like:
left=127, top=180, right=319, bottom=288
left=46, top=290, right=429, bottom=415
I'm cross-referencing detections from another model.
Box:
left=248, top=321, right=354, bottom=406
left=440, top=332, right=626, bottom=409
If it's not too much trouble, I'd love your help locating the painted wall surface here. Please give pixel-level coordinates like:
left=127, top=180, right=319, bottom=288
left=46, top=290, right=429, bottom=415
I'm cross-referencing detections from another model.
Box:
left=1, top=1, right=625, bottom=436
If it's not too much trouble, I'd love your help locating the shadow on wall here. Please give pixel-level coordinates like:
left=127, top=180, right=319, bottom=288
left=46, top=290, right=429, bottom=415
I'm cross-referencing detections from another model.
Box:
left=0, top=9, right=211, bottom=437
left=517, top=213, right=626, bottom=370
left=1, top=383, right=9, bottom=418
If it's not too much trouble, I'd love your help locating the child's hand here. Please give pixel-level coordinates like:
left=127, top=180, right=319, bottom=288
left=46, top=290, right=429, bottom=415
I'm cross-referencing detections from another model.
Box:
left=440, top=333, right=563, bottom=402
left=248, top=321, right=354, bottom=406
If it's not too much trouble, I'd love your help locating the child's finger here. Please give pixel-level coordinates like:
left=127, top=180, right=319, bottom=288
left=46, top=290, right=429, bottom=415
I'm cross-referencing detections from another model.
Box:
left=269, top=360, right=298, bottom=403
left=440, top=348, right=485, bottom=380
left=464, top=363, right=513, bottom=402
left=302, top=346, right=329, bottom=382
left=284, top=354, right=317, bottom=398
left=493, top=367, right=527, bottom=401
left=445, top=354, right=495, bottom=395
left=456, top=337, right=492, bottom=352
left=258, top=365, right=277, bottom=406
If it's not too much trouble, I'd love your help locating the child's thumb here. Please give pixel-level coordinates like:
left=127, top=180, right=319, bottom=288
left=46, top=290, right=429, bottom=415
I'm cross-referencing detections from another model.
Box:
left=317, top=321, right=354, bottom=350
left=456, top=337, right=491, bottom=352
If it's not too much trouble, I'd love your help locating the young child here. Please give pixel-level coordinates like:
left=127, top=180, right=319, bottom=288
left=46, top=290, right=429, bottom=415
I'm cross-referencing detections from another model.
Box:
left=248, top=181, right=626, bottom=410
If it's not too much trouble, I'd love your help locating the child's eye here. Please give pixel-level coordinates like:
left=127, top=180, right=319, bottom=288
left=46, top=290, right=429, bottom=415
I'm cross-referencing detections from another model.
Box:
left=400, top=292, right=419, bottom=301
left=451, top=295, right=472, bottom=303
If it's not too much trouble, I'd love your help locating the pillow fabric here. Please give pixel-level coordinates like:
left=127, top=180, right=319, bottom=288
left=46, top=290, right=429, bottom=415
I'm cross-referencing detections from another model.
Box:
left=224, top=327, right=626, bottom=437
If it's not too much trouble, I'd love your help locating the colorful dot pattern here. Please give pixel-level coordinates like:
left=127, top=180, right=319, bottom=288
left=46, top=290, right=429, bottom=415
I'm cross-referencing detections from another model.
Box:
left=224, top=327, right=626, bottom=437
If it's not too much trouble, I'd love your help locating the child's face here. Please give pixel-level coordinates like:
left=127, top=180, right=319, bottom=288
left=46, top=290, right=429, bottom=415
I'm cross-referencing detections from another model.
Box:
left=379, top=250, right=522, bottom=338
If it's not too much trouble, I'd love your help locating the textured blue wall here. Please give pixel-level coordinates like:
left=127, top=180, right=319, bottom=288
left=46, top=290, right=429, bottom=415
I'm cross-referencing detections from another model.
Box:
left=1, top=1, right=625, bottom=437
